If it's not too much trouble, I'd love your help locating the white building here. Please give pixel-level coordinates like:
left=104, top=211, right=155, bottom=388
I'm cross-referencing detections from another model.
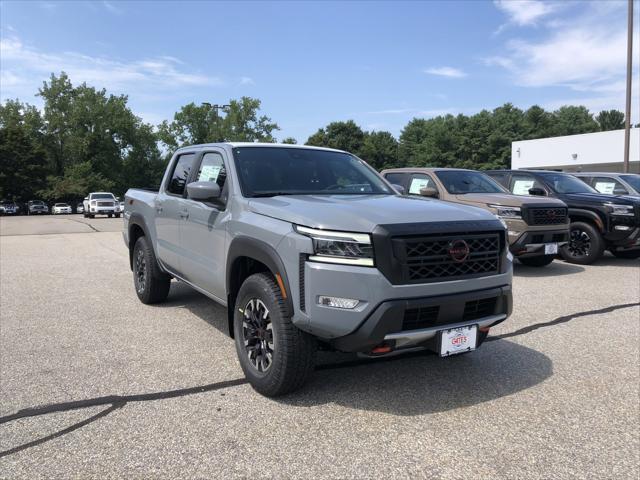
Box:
left=511, top=128, right=640, bottom=173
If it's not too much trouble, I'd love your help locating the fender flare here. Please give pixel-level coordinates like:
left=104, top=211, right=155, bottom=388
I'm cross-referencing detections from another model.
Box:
left=226, top=236, right=294, bottom=319
left=127, top=213, right=154, bottom=269
left=568, top=208, right=605, bottom=232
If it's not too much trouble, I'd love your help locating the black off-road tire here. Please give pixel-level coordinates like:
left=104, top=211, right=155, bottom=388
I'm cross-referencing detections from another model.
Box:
left=518, top=255, right=555, bottom=267
left=560, top=221, right=604, bottom=265
left=108, top=213, right=113, bottom=218
left=234, top=273, right=316, bottom=397
left=610, top=249, right=640, bottom=259
left=132, top=236, right=171, bottom=304
left=115, top=213, right=121, bottom=218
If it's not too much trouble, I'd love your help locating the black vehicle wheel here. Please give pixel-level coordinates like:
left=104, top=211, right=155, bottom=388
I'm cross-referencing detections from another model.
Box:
left=518, top=255, right=555, bottom=267
left=115, top=213, right=121, bottom=218
left=108, top=213, right=113, bottom=218
left=132, top=236, right=171, bottom=304
left=234, top=273, right=316, bottom=397
left=560, top=221, right=604, bottom=265
left=610, top=249, right=640, bottom=259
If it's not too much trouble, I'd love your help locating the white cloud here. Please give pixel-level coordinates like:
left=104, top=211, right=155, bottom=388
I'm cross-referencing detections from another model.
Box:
left=423, top=66, right=467, bottom=78
left=239, top=76, right=255, bottom=86
left=102, top=1, right=123, bottom=15
left=0, top=35, right=222, bottom=104
left=494, top=0, right=556, bottom=27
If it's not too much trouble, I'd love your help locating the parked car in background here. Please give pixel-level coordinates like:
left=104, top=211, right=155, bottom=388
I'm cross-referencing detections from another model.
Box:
left=83, top=192, right=121, bottom=218
left=382, top=168, right=570, bottom=267
left=28, top=200, right=49, bottom=215
left=76, top=203, right=84, bottom=214
left=571, top=172, right=640, bottom=197
left=120, top=201, right=125, bottom=211
left=52, top=203, right=72, bottom=214
left=0, top=202, right=20, bottom=215
left=487, top=170, right=640, bottom=262
left=124, top=143, right=513, bottom=396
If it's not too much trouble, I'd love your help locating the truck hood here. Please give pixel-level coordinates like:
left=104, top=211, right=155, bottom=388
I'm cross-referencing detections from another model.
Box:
left=453, top=193, right=567, bottom=207
left=248, top=194, right=496, bottom=232
left=562, top=193, right=640, bottom=206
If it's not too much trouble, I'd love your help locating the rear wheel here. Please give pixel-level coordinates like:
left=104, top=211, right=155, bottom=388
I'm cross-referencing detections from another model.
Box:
left=108, top=213, right=113, bottom=218
left=234, top=273, right=316, bottom=397
left=610, top=249, right=640, bottom=259
left=518, top=255, right=555, bottom=267
left=560, top=221, right=604, bottom=265
left=115, top=213, right=121, bottom=218
left=132, top=236, right=171, bottom=304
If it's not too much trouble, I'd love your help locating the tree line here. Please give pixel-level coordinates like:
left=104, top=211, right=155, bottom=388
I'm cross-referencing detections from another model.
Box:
left=0, top=71, right=630, bottom=203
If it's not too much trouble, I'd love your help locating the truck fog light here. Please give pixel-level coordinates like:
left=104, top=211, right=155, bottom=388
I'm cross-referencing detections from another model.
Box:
left=614, top=225, right=631, bottom=231
left=318, top=296, right=359, bottom=309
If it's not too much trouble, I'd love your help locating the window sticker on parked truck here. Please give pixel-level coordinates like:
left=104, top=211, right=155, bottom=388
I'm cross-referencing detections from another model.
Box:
left=594, top=182, right=616, bottom=194
left=512, top=179, right=534, bottom=195
left=409, top=178, right=431, bottom=194
left=199, top=165, right=222, bottom=183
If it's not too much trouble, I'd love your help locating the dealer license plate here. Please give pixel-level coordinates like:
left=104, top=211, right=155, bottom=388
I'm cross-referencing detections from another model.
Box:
left=544, top=243, right=558, bottom=254
left=439, top=325, right=478, bottom=357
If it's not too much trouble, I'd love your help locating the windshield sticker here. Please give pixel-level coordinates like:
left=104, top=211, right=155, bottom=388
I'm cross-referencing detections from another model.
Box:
left=199, top=165, right=221, bottom=183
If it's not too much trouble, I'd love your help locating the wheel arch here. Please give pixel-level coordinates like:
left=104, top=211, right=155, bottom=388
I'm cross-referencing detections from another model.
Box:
left=568, top=208, right=605, bottom=232
left=226, top=236, right=294, bottom=338
left=127, top=213, right=153, bottom=270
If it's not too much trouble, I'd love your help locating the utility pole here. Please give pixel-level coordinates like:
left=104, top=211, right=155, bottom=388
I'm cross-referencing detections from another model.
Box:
left=623, top=0, right=634, bottom=173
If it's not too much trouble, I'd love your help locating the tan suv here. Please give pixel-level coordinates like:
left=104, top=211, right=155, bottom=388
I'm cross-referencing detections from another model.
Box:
left=382, top=168, right=570, bottom=267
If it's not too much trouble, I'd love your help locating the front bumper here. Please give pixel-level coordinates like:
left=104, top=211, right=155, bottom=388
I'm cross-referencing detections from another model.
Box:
left=608, top=226, right=640, bottom=251
left=90, top=207, right=120, bottom=214
left=510, top=228, right=569, bottom=257
left=330, top=285, right=511, bottom=352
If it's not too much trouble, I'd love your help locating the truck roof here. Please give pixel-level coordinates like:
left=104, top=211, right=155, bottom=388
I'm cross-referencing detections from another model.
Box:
left=174, top=142, right=347, bottom=154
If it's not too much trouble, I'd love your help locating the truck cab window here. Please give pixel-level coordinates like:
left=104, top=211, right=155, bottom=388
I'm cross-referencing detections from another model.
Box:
left=168, top=153, right=196, bottom=195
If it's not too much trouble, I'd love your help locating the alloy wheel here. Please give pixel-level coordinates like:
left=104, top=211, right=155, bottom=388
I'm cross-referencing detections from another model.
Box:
left=568, top=228, right=591, bottom=257
left=242, top=298, right=274, bottom=373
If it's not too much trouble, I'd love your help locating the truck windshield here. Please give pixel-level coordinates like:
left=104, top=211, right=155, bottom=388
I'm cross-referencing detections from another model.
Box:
left=435, top=171, right=506, bottom=194
left=232, top=147, right=393, bottom=197
left=539, top=173, right=598, bottom=194
left=620, top=175, right=640, bottom=192
left=92, top=194, right=114, bottom=200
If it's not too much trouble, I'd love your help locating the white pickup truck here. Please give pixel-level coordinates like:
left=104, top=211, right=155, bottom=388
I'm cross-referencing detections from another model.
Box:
left=83, top=192, right=121, bottom=218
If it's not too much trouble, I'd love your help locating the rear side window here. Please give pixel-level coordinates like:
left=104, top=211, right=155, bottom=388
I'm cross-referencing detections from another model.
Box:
left=168, top=153, right=197, bottom=195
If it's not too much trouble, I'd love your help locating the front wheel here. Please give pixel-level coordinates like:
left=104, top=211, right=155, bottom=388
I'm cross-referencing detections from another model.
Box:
left=610, top=249, right=640, bottom=259
left=234, top=273, right=316, bottom=397
left=132, top=236, right=171, bottom=304
left=560, top=221, right=604, bottom=265
left=115, top=213, right=121, bottom=218
left=518, top=255, right=555, bottom=267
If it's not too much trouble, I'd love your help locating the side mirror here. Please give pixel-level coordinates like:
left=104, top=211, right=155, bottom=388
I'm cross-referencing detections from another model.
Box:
left=528, top=187, right=546, bottom=196
left=84, top=197, right=88, bottom=201
left=187, top=181, right=221, bottom=201
left=419, top=187, right=439, bottom=198
left=391, top=184, right=406, bottom=195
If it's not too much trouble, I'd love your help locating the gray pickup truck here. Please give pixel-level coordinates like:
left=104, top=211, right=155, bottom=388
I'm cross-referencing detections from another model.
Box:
left=124, top=143, right=513, bottom=396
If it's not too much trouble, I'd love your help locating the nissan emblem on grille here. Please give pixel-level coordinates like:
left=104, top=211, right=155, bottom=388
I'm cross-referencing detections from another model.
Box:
left=448, top=239, right=470, bottom=263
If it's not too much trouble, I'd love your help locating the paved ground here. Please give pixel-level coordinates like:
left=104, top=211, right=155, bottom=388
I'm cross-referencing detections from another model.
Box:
left=1, top=215, right=638, bottom=479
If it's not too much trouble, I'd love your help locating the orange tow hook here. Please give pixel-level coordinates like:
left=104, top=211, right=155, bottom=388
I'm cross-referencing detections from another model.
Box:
left=371, top=344, right=392, bottom=354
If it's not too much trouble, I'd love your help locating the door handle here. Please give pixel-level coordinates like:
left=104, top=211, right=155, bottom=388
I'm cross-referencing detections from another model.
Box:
left=179, top=210, right=189, bottom=219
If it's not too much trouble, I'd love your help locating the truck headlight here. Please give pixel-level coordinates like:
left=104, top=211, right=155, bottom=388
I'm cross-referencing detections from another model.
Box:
left=606, top=204, right=634, bottom=216
left=91, top=201, right=96, bottom=206
left=295, top=225, right=374, bottom=267
left=489, top=205, right=521, bottom=219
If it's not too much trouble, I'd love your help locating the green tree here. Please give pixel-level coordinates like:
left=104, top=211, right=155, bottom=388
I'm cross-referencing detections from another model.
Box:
left=40, top=161, right=115, bottom=201
left=306, top=120, right=366, bottom=154
left=158, top=97, right=279, bottom=151
left=552, top=106, right=598, bottom=136
left=360, top=131, right=398, bottom=170
left=281, top=137, right=297, bottom=144
left=596, top=110, right=625, bottom=131
left=0, top=100, right=49, bottom=201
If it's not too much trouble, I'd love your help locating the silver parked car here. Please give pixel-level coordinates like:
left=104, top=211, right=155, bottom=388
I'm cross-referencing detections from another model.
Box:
left=572, top=172, right=640, bottom=197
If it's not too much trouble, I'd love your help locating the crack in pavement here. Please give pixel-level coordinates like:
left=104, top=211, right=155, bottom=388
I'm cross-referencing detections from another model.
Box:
left=1, top=301, right=638, bottom=459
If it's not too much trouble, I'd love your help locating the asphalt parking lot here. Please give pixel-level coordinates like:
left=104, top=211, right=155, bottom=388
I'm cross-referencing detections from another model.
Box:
left=1, top=215, right=638, bottom=479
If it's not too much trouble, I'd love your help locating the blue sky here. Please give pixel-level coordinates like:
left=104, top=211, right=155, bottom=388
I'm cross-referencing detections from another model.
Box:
left=1, top=1, right=638, bottom=142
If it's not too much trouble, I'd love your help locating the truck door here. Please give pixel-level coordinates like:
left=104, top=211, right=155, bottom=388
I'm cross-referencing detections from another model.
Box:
left=155, top=152, right=197, bottom=273
left=180, top=150, right=230, bottom=301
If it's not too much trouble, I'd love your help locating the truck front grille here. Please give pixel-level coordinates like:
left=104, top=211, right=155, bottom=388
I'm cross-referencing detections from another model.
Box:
left=97, top=201, right=114, bottom=207
left=527, top=207, right=568, bottom=225
left=394, top=233, right=501, bottom=283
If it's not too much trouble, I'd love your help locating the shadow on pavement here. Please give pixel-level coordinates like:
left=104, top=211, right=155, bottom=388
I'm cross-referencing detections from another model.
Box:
left=277, top=340, right=552, bottom=415
left=513, top=260, right=584, bottom=277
